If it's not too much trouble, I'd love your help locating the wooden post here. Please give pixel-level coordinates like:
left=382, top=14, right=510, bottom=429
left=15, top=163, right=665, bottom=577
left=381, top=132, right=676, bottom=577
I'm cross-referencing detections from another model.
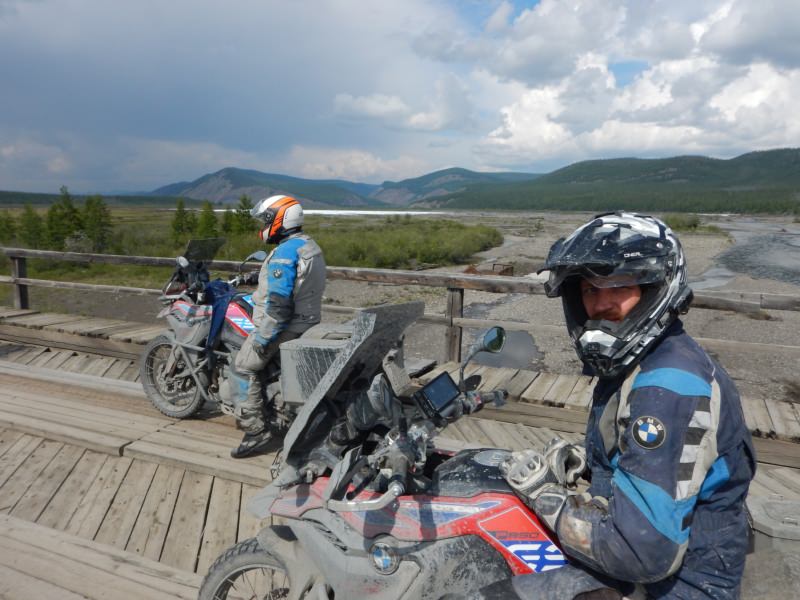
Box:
left=445, top=287, right=464, bottom=363
left=11, top=256, right=29, bottom=309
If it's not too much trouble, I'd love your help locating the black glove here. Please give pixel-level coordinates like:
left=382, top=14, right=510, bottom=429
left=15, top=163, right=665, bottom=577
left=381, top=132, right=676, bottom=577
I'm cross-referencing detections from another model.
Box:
left=543, top=437, right=588, bottom=488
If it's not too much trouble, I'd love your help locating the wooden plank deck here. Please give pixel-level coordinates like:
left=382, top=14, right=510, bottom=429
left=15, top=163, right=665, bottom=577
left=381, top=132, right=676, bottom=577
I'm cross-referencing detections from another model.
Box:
left=420, top=360, right=800, bottom=452
left=0, top=425, right=273, bottom=577
left=0, top=305, right=797, bottom=448
left=0, top=310, right=159, bottom=360
left=0, top=345, right=798, bottom=596
left=0, top=514, right=202, bottom=600
left=2, top=333, right=800, bottom=467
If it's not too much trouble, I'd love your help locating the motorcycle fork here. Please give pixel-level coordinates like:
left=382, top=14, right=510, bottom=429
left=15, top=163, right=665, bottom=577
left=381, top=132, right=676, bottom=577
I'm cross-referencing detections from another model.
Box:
left=168, top=340, right=213, bottom=404
left=256, top=525, right=324, bottom=600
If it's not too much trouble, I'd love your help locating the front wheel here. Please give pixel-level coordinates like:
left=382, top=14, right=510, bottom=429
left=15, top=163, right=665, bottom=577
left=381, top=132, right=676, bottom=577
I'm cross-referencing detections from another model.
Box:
left=139, top=334, right=204, bottom=418
left=199, top=538, right=292, bottom=600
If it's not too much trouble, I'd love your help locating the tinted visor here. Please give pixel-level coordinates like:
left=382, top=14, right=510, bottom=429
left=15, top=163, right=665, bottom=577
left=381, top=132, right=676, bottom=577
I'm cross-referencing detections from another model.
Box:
left=546, top=256, right=668, bottom=297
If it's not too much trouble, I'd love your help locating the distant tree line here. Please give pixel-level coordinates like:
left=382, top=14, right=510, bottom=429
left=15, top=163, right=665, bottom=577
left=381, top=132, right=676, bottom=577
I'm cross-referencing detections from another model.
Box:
left=0, top=186, right=113, bottom=252
left=170, top=195, right=257, bottom=244
left=0, top=189, right=260, bottom=253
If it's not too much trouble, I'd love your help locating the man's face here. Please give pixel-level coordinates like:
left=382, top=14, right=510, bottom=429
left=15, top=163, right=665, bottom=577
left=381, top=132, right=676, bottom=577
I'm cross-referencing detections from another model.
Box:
left=580, top=279, right=642, bottom=322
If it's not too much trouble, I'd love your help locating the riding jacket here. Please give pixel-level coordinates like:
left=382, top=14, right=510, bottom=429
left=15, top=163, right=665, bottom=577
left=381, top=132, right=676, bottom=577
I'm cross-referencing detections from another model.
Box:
left=251, top=232, right=326, bottom=343
left=556, top=320, right=755, bottom=599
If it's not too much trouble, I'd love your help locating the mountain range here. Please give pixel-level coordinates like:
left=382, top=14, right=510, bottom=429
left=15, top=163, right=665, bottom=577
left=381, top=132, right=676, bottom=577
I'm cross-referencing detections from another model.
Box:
left=151, top=166, right=541, bottom=207
left=150, top=148, right=800, bottom=210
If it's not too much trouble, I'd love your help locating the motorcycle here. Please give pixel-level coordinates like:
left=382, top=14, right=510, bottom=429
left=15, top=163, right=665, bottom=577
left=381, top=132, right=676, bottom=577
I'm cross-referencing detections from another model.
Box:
left=139, top=238, right=326, bottom=424
left=139, top=238, right=259, bottom=418
left=199, top=301, right=569, bottom=600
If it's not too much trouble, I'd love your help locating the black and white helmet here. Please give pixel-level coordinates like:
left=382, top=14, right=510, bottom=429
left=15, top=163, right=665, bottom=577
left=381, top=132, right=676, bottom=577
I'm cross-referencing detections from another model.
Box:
left=541, top=212, right=693, bottom=378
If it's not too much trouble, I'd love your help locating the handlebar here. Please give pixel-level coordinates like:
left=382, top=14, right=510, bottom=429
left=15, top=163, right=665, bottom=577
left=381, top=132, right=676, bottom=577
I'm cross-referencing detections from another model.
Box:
left=326, top=388, right=508, bottom=513
left=461, top=389, right=508, bottom=414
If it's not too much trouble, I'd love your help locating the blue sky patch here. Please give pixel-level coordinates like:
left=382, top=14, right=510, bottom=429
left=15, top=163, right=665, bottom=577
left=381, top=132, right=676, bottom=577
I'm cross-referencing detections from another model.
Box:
left=609, top=60, right=649, bottom=87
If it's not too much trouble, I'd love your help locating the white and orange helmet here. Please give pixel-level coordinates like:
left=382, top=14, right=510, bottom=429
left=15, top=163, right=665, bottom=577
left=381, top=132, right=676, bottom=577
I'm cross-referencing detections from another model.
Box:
left=250, top=194, right=304, bottom=243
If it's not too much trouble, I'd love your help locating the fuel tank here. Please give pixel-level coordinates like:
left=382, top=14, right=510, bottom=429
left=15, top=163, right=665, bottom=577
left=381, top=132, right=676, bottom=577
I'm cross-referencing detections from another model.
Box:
left=430, top=448, right=515, bottom=498
left=223, top=294, right=255, bottom=342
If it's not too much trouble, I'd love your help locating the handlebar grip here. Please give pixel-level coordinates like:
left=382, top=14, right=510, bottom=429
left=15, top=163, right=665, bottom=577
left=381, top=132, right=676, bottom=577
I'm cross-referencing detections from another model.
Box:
left=462, top=389, right=508, bottom=414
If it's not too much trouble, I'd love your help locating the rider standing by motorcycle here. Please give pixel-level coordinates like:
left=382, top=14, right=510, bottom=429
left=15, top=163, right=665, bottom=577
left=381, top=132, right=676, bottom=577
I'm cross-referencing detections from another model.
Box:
left=496, top=213, right=755, bottom=599
left=229, top=195, right=326, bottom=459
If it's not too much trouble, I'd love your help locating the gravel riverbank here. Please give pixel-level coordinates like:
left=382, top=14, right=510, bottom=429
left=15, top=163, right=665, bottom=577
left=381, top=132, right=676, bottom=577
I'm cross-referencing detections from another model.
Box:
left=323, top=212, right=800, bottom=404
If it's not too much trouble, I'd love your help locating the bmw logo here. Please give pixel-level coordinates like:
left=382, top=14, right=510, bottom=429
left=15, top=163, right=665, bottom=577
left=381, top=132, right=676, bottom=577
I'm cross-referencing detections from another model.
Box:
left=370, top=541, right=400, bottom=575
left=632, top=416, right=666, bottom=450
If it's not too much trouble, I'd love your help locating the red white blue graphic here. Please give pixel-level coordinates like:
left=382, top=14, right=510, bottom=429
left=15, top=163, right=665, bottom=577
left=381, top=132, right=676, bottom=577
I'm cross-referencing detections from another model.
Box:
left=499, top=540, right=567, bottom=573
left=224, top=300, right=256, bottom=336
left=396, top=500, right=501, bottom=527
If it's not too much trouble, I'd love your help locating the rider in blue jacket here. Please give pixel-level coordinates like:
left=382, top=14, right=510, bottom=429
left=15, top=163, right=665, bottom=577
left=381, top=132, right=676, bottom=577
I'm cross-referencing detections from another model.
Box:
left=228, top=195, right=326, bottom=459
left=498, top=212, right=755, bottom=599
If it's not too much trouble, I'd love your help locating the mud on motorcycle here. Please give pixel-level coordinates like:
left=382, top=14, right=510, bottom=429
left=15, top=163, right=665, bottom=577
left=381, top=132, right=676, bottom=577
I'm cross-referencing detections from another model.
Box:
left=199, top=302, right=571, bottom=600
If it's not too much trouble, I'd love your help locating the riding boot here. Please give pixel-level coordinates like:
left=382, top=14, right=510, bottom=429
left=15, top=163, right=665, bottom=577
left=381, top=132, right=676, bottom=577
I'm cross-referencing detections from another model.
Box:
left=231, top=428, right=273, bottom=459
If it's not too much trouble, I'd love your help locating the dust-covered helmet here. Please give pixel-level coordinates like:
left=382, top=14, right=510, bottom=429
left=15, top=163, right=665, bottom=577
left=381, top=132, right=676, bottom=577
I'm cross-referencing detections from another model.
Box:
left=250, top=195, right=304, bottom=243
left=540, top=212, right=693, bottom=378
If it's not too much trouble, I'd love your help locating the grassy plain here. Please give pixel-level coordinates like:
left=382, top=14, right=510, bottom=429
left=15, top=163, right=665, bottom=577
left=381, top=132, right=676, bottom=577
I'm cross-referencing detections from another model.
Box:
left=0, top=208, right=503, bottom=301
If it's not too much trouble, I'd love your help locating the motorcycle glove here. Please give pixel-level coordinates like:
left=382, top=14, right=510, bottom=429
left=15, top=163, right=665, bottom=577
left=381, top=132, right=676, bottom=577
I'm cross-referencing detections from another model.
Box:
left=530, top=484, right=571, bottom=532
left=501, top=449, right=556, bottom=492
left=501, top=449, right=572, bottom=532
left=543, top=437, right=588, bottom=488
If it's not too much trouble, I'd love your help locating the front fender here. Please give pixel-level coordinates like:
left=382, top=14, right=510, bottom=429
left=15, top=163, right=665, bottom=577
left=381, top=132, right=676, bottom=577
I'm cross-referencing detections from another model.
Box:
left=256, top=525, right=320, bottom=600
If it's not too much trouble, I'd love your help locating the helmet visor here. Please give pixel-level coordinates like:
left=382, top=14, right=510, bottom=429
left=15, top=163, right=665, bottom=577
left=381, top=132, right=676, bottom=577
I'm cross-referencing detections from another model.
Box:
left=545, top=255, right=669, bottom=297
left=251, top=206, right=276, bottom=224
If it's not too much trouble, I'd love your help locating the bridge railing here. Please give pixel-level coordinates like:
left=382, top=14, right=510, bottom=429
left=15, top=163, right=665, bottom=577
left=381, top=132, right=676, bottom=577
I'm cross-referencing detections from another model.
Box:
left=2, top=246, right=800, bottom=362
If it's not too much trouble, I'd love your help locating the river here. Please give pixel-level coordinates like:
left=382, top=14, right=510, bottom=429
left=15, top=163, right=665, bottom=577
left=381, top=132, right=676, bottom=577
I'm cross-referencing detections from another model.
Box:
left=692, top=217, right=800, bottom=289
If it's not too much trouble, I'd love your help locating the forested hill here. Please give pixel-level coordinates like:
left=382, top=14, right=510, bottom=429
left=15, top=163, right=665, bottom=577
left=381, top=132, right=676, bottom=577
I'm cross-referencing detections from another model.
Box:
left=2, top=149, right=799, bottom=214
left=534, top=149, right=800, bottom=186
left=151, top=167, right=383, bottom=207
left=418, top=149, right=800, bottom=214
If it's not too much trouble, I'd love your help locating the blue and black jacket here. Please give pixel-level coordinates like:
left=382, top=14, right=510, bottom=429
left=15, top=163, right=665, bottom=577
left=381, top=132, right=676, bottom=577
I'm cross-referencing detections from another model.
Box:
left=557, top=319, right=755, bottom=599
left=250, top=232, right=326, bottom=344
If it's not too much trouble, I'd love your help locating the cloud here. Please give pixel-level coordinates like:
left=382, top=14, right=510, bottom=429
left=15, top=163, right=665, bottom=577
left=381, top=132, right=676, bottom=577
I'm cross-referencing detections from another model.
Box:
left=701, top=0, right=800, bottom=68
left=334, top=74, right=476, bottom=133
left=407, top=74, right=475, bottom=131
left=0, top=134, right=74, bottom=191
left=485, top=1, right=513, bottom=33
left=333, top=93, right=411, bottom=121
left=279, top=145, right=426, bottom=182
left=1, top=0, right=799, bottom=190
left=414, top=0, right=628, bottom=85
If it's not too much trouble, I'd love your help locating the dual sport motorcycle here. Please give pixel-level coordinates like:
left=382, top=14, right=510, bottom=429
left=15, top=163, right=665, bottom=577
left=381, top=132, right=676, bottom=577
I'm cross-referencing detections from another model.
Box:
left=199, top=301, right=570, bottom=600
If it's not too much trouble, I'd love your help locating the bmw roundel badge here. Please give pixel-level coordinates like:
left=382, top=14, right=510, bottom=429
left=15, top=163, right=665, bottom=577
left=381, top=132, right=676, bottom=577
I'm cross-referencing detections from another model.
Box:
left=272, top=268, right=283, bottom=279
left=632, top=416, right=666, bottom=450
left=370, top=541, right=400, bottom=575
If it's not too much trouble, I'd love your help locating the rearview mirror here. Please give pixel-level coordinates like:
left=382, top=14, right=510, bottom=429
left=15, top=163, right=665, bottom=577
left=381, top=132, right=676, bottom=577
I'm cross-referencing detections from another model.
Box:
left=459, top=326, right=507, bottom=391
left=176, top=256, right=189, bottom=268
left=246, top=250, right=268, bottom=263
left=482, top=327, right=506, bottom=353
left=239, top=250, right=268, bottom=272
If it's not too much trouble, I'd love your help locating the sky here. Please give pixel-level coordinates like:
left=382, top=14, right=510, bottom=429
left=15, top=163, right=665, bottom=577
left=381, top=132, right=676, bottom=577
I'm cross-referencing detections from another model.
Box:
left=1, top=0, right=799, bottom=193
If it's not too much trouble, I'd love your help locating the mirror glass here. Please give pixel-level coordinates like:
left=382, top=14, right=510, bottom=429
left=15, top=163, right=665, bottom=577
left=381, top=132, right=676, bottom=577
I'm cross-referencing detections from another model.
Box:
left=176, top=256, right=189, bottom=268
left=483, top=327, right=506, bottom=353
left=247, top=250, right=268, bottom=262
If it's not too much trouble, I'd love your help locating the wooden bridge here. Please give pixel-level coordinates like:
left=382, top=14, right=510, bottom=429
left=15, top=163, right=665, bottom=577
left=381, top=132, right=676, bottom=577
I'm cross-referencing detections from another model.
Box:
left=1, top=247, right=800, bottom=598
